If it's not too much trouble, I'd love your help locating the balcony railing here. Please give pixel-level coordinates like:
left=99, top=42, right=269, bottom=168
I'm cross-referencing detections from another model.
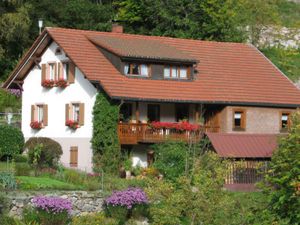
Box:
left=118, top=123, right=220, bottom=145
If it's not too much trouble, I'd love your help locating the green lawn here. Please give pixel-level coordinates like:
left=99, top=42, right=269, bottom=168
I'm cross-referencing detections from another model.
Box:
left=0, top=161, right=14, bottom=172
left=16, top=176, right=84, bottom=190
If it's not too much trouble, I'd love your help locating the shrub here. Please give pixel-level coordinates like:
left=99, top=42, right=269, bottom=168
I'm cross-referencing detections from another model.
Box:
left=13, top=154, right=28, bottom=163
left=104, top=187, right=148, bottom=223
left=152, top=141, right=187, bottom=181
left=71, top=212, right=119, bottom=225
left=14, top=163, right=32, bottom=176
left=30, top=196, right=72, bottom=225
left=25, top=137, right=62, bottom=168
left=263, top=111, right=300, bottom=224
left=0, top=193, right=9, bottom=215
left=0, top=171, right=17, bottom=190
left=0, top=125, right=24, bottom=159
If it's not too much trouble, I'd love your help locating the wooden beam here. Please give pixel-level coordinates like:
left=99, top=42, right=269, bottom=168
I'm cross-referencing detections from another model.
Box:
left=195, top=104, right=200, bottom=123
left=135, top=101, right=139, bottom=122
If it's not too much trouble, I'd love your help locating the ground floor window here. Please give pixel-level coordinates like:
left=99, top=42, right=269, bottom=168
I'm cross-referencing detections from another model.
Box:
left=147, top=104, right=160, bottom=122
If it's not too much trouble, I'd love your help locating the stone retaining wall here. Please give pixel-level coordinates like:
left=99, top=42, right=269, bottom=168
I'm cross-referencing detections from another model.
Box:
left=6, top=190, right=104, bottom=218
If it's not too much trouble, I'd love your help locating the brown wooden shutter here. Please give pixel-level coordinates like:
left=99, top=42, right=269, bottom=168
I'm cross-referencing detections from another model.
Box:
left=54, top=63, right=58, bottom=81
left=57, top=62, right=62, bottom=79
left=65, top=104, right=70, bottom=125
left=68, top=62, right=75, bottom=83
left=187, top=66, right=191, bottom=79
left=31, top=105, right=35, bottom=122
left=70, top=146, right=78, bottom=167
left=241, top=111, right=246, bottom=129
left=79, top=103, right=85, bottom=126
left=41, top=64, right=46, bottom=84
left=43, top=104, right=48, bottom=126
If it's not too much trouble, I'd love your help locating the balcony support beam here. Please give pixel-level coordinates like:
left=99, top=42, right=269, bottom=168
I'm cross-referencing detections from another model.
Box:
left=135, top=101, right=140, bottom=122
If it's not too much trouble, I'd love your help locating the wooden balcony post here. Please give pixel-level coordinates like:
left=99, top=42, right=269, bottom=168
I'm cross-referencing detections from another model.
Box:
left=195, top=104, right=200, bottom=123
left=135, top=101, right=139, bottom=123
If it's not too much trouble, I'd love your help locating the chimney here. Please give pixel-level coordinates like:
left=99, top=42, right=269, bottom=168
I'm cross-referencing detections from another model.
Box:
left=112, top=24, right=123, bottom=33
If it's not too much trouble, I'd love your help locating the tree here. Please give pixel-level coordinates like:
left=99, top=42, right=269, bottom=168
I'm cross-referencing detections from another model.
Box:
left=263, top=111, right=300, bottom=224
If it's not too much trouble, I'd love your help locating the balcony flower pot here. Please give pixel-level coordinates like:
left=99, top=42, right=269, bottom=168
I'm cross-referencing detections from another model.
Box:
left=30, top=121, right=42, bottom=129
left=56, top=79, right=68, bottom=88
left=42, top=79, right=55, bottom=88
left=66, top=120, right=79, bottom=129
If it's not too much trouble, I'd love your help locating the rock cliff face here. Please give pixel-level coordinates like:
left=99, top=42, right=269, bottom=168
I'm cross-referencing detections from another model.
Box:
left=7, top=191, right=104, bottom=218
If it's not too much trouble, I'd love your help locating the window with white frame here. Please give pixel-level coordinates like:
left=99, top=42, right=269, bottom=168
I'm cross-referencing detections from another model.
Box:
left=124, top=63, right=149, bottom=76
left=37, top=105, right=44, bottom=123
left=72, top=103, right=80, bottom=122
left=63, top=62, right=69, bottom=80
left=164, top=65, right=188, bottom=79
left=49, top=63, right=56, bottom=80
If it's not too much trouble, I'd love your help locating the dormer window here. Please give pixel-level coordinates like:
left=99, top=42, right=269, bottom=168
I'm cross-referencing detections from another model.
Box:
left=164, top=65, right=189, bottom=79
left=124, top=63, right=150, bottom=76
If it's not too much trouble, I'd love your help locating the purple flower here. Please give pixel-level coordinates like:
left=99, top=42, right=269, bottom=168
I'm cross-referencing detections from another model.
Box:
left=7, top=89, right=22, bottom=98
left=31, top=196, right=72, bottom=214
left=105, top=188, right=148, bottom=209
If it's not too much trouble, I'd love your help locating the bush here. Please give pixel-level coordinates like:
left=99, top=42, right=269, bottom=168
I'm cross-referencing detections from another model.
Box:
left=0, top=125, right=24, bottom=159
left=0, top=171, right=17, bottom=190
left=14, top=163, right=32, bottom=176
left=13, top=154, right=28, bottom=163
left=104, top=187, right=148, bottom=224
left=29, top=196, right=72, bottom=225
left=152, top=141, right=187, bottom=181
left=72, top=212, right=119, bottom=225
left=25, top=137, right=62, bottom=168
left=0, top=193, right=9, bottom=215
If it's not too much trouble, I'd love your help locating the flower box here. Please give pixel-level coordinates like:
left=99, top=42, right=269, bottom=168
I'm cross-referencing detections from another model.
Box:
left=150, top=121, right=200, bottom=131
left=66, top=120, right=79, bottom=129
left=42, top=79, right=55, bottom=88
left=56, top=79, right=68, bottom=88
left=30, top=121, right=42, bottom=129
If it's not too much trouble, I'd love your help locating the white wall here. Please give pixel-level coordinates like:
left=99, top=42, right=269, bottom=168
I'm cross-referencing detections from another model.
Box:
left=22, top=42, right=97, bottom=171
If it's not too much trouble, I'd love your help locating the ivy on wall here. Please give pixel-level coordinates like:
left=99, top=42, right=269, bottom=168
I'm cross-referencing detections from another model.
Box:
left=91, top=91, right=121, bottom=174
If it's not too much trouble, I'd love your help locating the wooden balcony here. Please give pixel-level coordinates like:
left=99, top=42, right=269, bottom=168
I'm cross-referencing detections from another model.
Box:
left=118, top=123, right=220, bottom=145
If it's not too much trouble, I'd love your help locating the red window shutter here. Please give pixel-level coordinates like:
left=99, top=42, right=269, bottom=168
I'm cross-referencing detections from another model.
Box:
left=79, top=103, right=85, bottom=126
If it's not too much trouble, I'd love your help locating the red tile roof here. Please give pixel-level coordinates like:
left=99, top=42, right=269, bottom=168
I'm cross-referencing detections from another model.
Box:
left=207, top=133, right=280, bottom=158
left=4, top=27, right=300, bottom=107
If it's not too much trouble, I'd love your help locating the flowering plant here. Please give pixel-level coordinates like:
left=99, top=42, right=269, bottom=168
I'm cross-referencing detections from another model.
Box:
left=7, top=88, right=22, bottom=97
left=42, top=79, right=55, bottom=88
left=30, top=121, right=42, bottom=129
left=87, top=172, right=102, bottom=177
left=151, top=121, right=200, bottom=131
left=66, top=120, right=79, bottom=129
left=105, top=187, right=148, bottom=209
left=55, top=78, right=68, bottom=88
left=31, top=196, right=72, bottom=215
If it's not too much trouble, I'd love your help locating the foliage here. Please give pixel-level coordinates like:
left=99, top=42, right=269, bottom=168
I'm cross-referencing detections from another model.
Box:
left=261, top=47, right=300, bottom=81
left=124, top=157, right=132, bottom=171
left=92, top=92, right=121, bottom=174
left=71, top=212, right=119, bottom=225
left=263, top=111, right=300, bottom=224
left=277, top=0, right=300, bottom=28
left=152, top=141, right=188, bottom=181
left=0, top=171, right=17, bottom=190
left=0, top=125, right=24, bottom=159
left=13, top=154, right=28, bottom=163
left=26, top=137, right=63, bottom=169
left=0, top=192, right=9, bottom=215
left=16, top=176, right=81, bottom=190
left=14, top=162, right=32, bottom=176
left=0, top=88, right=21, bottom=112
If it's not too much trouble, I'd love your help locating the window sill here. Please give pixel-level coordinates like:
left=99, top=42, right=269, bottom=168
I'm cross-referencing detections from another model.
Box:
left=280, top=128, right=289, bottom=133
left=233, top=127, right=245, bottom=132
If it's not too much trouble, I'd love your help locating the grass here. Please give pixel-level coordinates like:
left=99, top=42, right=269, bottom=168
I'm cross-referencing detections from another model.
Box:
left=16, top=176, right=84, bottom=190
left=0, top=161, right=15, bottom=172
left=277, top=1, right=300, bottom=28
left=262, top=47, right=300, bottom=82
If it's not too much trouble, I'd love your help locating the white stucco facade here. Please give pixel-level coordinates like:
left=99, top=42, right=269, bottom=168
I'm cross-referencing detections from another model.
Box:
left=22, top=42, right=97, bottom=171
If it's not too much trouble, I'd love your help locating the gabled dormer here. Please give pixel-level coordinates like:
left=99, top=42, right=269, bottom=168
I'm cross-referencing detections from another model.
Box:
left=88, top=35, right=198, bottom=81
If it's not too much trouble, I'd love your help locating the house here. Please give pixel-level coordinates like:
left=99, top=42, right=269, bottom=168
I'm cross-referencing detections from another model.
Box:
left=3, top=25, right=300, bottom=173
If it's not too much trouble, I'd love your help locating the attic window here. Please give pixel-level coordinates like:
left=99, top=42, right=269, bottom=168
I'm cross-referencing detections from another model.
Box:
left=164, top=65, right=189, bottom=79
left=55, top=47, right=62, bottom=55
left=124, top=63, right=150, bottom=76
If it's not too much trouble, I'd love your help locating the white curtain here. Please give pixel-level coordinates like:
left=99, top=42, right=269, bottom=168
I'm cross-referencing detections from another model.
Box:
left=164, top=66, right=170, bottom=78
left=234, top=113, right=242, bottom=119
left=124, top=63, right=129, bottom=74
left=141, top=64, right=148, bottom=76
left=180, top=67, right=187, bottom=78
left=171, top=67, right=177, bottom=78
left=281, top=115, right=288, bottom=121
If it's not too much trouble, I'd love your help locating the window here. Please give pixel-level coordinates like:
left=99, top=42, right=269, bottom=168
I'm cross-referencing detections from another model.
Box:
left=62, top=62, right=69, bottom=81
left=280, top=112, right=290, bottom=132
left=48, top=63, right=56, bottom=80
left=120, top=103, right=132, bottom=122
left=124, top=63, right=150, bottom=76
left=70, top=146, right=78, bottom=167
left=65, top=103, right=85, bottom=126
left=31, top=104, right=48, bottom=127
left=176, top=104, right=189, bottom=122
left=147, top=104, right=160, bottom=122
left=164, top=65, right=189, bottom=79
left=233, top=109, right=246, bottom=131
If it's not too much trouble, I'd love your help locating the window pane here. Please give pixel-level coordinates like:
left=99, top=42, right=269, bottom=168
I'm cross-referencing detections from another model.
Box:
left=180, top=67, right=187, bottom=78
left=234, top=118, right=241, bottom=127
left=234, top=113, right=242, bottom=119
left=171, top=67, right=177, bottom=78
left=281, top=115, right=288, bottom=121
left=164, top=66, right=170, bottom=78
left=140, top=64, right=148, bottom=76
left=147, top=104, right=160, bottom=122
left=120, top=103, right=132, bottom=122
left=49, top=64, right=55, bottom=80
left=73, top=104, right=80, bottom=122
left=63, top=63, right=69, bottom=80
left=176, top=104, right=189, bottom=122
left=132, top=64, right=139, bottom=75
left=124, top=63, right=129, bottom=74
left=37, top=105, right=43, bottom=123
